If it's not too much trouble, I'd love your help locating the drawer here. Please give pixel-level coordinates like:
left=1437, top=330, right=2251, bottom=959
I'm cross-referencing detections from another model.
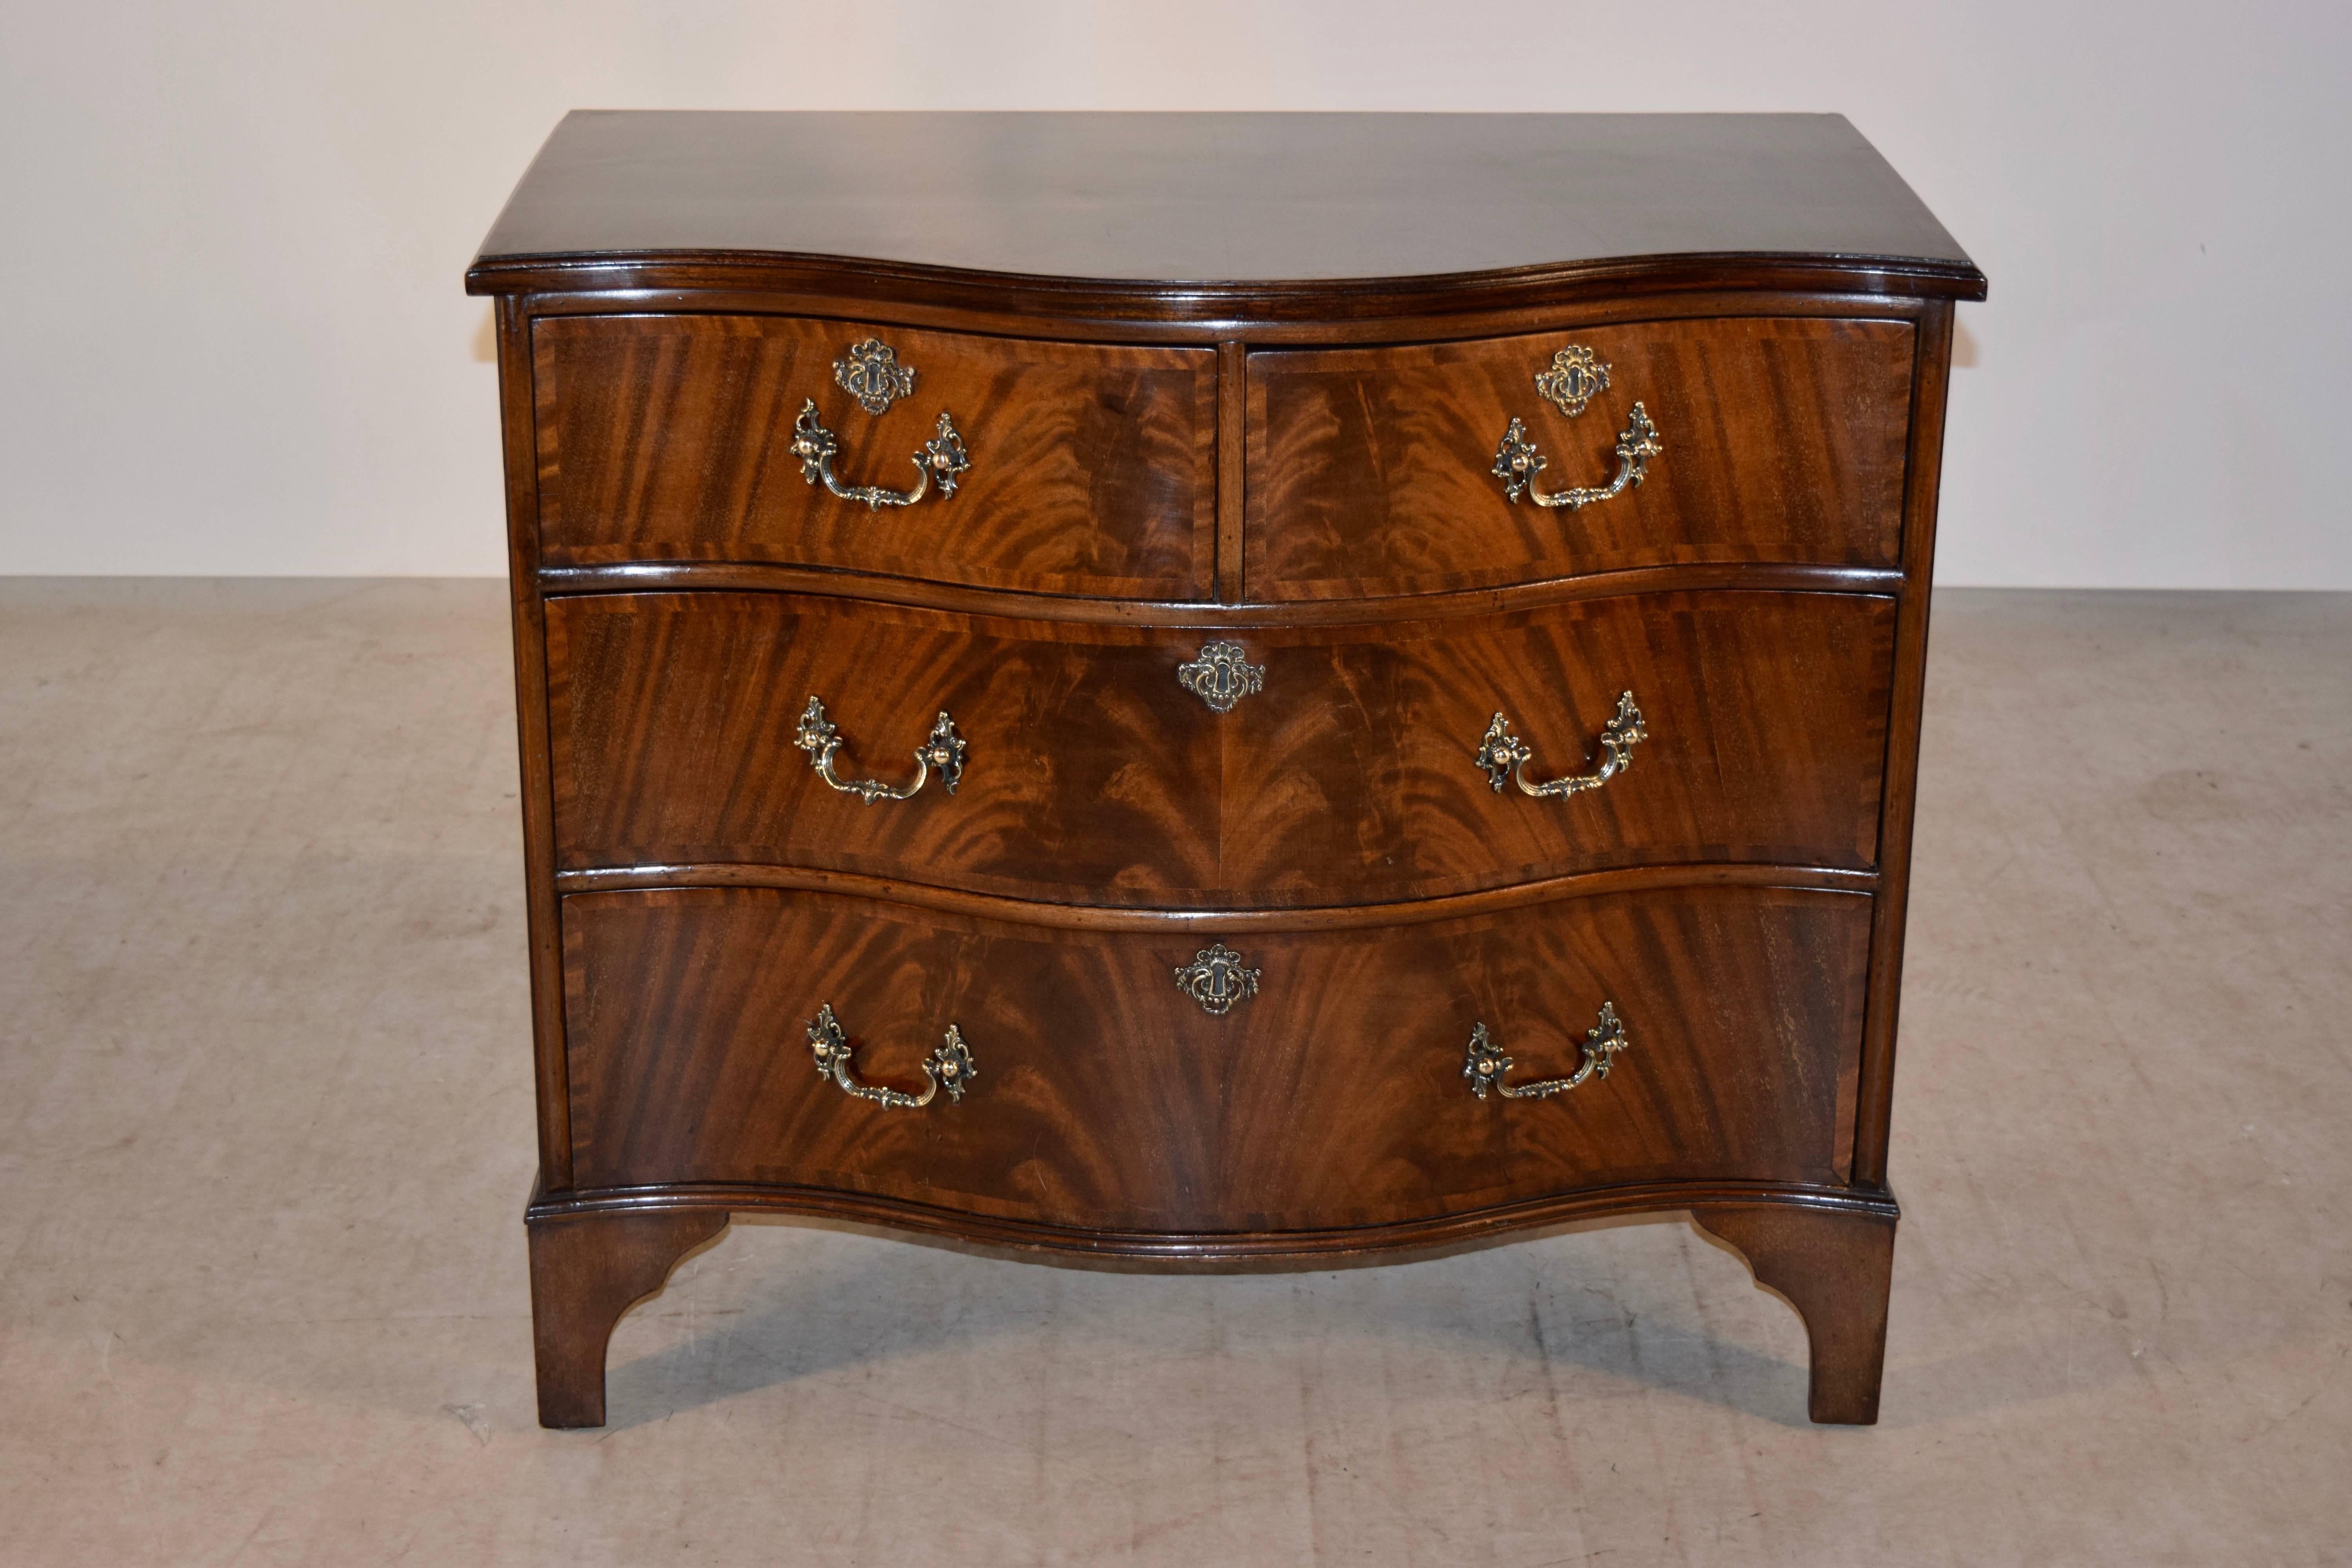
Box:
left=1246, top=316, right=1918, bottom=599
left=545, top=589, right=1895, bottom=904
left=560, top=884, right=1869, bottom=1227
left=532, top=314, right=1218, bottom=597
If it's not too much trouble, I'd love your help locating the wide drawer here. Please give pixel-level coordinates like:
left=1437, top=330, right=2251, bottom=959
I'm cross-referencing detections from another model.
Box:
left=1246, top=316, right=1918, bottom=599
left=545, top=588, right=1895, bottom=904
left=532, top=314, right=1218, bottom=597
left=561, top=884, right=1869, bottom=1228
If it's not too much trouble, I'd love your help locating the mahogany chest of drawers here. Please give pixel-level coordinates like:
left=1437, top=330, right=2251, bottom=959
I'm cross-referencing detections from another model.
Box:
left=465, top=111, right=1984, bottom=1428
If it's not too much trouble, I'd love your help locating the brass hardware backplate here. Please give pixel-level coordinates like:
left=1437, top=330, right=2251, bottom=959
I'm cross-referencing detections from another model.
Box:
left=1176, top=641, right=1265, bottom=713
left=832, top=338, right=916, bottom=416
left=1174, top=942, right=1261, bottom=1016
left=1534, top=345, right=1610, bottom=418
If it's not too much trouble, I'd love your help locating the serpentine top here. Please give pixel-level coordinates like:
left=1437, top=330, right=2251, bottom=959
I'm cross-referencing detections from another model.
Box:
left=470, top=111, right=1979, bottom=291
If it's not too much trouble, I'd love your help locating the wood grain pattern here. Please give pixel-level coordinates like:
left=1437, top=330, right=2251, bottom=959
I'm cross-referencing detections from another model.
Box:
left=552, top=862, right=1878, bottom=932
left=529, top=1182, right=1899, bottom=1265
left=535, top=556, right=1904, bottom=626
left=477, top=112, right=1978, bottom=280
left=544, top=590, right=1220, bottom=901
left=470, top=111, right=1980, bottom=1427
left=466, top=113, right=1987, bottom=309
left=1246, top=316, right=1917, bottom=598
left=494, top=296, right=575, bottom=1187
left=1214, top=339, right=1246, bottom=601
left=509, top=282, right=1949, bottom=350
left=544, top=589, right=1895, bottom=907
left=1215, top=590, right=1895, bottom=902
left=478, top=259, right=1981, bottom=336
left=533, top=314, right=1216, bottom=597
left=1853, top=299, right=1958, bottom=1189
left=527, top=1202, right=729, bottom=1428
left=560, top=884, right=1873, bottom=1231
left=1693, top=1203, right=1896, bottom=1424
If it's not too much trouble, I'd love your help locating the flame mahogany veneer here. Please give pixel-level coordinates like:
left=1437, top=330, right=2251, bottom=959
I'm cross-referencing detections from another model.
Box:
left=468, top=111, right=1983, bottom=1429
left=543, top=588, right=1899, bottom=906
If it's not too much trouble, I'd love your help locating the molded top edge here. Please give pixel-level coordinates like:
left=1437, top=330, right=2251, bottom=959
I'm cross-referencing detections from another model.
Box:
left=468, top=111, right=1984, bottom=298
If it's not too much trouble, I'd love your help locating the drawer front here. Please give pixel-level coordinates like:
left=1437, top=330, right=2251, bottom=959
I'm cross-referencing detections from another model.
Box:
left=1246, top=317, right=1917, bottom=599
left=561, top=885, right=1868, bottom=1226
left=546, top=589, right=1895, bottom=904
left=546, top=592, right=1223, bottom=900
left=532, top=315, right=1218, bottom=597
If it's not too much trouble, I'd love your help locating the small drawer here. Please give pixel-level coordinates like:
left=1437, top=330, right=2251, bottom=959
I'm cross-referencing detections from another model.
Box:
left=560, top=884, right=1869, bottom=1226
left=544, top=588, right=1895, bottom=906
left=1245, top=316, right=1918, bottom=599
left=532, top=314, right=1218, bottom=597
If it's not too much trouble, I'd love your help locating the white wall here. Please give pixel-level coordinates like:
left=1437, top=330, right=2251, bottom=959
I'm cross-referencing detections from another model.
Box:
left=2, top=1, right=2344, bottom=586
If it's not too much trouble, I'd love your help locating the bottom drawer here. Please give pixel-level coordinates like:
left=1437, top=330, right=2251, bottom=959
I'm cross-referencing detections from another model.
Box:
left=560, top=884, right=1871, bottom=1232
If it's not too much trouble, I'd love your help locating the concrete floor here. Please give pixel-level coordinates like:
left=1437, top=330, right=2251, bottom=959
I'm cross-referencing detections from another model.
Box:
left=0, top=580, right=2345, bottom=1566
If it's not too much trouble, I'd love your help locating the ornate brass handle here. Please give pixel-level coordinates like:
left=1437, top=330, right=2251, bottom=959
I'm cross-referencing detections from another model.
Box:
left=788, top=338, right=971, bottom=511
left=795, top=696, right=966, bottom=804
left=1489, top=345, right=1663, bottom=510
left=1475, top=691, right=1646, bottom=798
left=1463, top=1002, right=1631, bottom=1101
left=807, top=1004, right=977, bottom=1109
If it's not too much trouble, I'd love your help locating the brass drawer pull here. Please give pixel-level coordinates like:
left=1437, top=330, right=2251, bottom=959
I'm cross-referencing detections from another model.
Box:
left=807, top=1004, right=977, bottom=1109
left=795, top=696, right=966, bottom=804
left=1463, top=1002, right=1631, bottom=1101
left=1177, top=640, right=1265, bottom=713
left=1475, top=691, right=1646, bottom=798
left=1174, top=942, right=1260, bottom=1016
left=1490, top=345, right=1663, bottom=510
left=789, top=338, right=971, bottom=510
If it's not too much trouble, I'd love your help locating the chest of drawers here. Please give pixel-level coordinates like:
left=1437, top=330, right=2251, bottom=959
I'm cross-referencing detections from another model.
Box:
left=466, top=111, right=1983, bottom=1428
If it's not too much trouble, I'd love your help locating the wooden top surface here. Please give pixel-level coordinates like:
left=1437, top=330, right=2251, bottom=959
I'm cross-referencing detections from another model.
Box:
left=471, top=111, right=1978, bottom=289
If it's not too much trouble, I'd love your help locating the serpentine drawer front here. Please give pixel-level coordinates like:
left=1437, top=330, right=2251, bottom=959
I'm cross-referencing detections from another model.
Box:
left=1246, top=318, right=1918, bottom=599
left=544, top=588, right=1897, bottom=905
left=532, top=314, right=1218, bottom=597
left=468, top=110, right=1982, bottom=1430
left=560, top=885, right=1869, bottom=1225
